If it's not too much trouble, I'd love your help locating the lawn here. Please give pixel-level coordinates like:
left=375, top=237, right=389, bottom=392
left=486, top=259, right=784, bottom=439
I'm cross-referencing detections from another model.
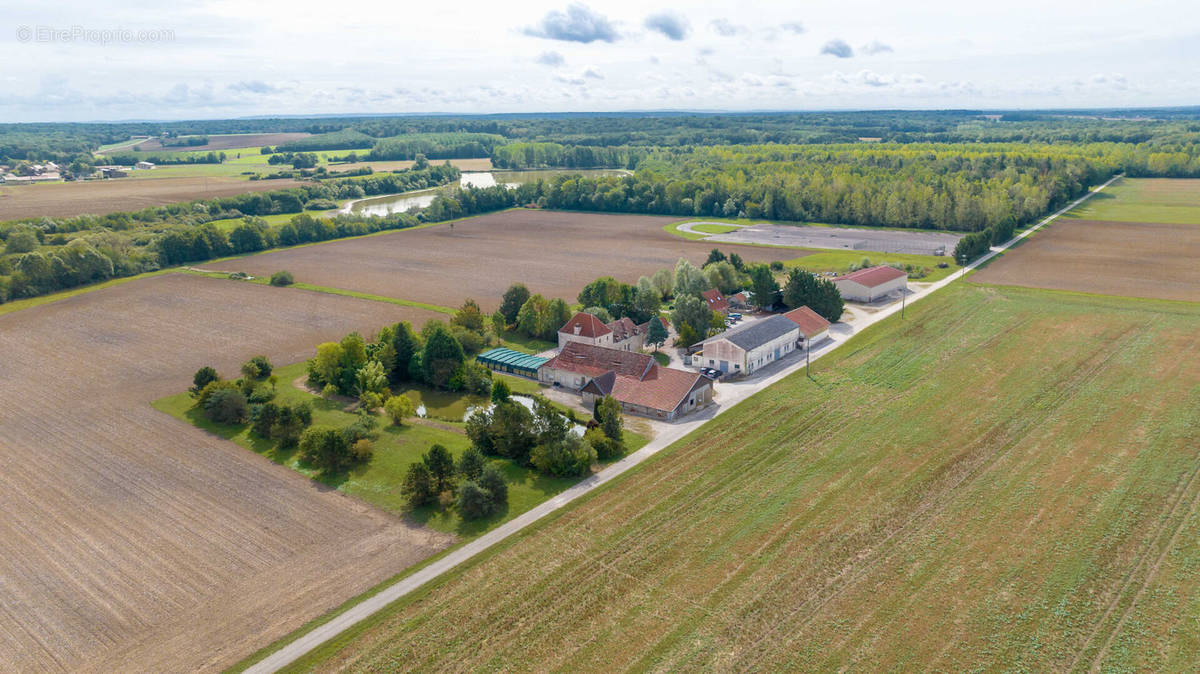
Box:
left=783, top=249, right=958, bottom=282
left=283, top=282, right=1200, bottom=672
left=690, top=223, right=741, bottom=234
left=154, top=362, right=647, bottom=539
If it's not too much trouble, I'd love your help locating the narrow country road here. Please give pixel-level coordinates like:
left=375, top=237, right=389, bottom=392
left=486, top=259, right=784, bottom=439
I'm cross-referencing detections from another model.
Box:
left=246, top=174, right=1121, bottom=674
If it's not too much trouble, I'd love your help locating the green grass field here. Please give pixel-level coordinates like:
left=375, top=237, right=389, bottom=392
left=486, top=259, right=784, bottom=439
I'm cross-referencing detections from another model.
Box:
left=154, top=362, right=646, bottom=538
left=1064, top=177, right=1200, bottom=224
left=283, top=283, right=1200, bottom=672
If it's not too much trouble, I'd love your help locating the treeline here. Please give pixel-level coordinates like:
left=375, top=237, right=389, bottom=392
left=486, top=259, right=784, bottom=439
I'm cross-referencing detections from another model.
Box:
left=366, top=133, right=506, bottom=161
left=101, top=151, right=226, bottom=165
left=418, top=141, right=1121, bottom=232
left=491, top=143, right=648, bottom=169
left=0, top=165, right=460, bottom=302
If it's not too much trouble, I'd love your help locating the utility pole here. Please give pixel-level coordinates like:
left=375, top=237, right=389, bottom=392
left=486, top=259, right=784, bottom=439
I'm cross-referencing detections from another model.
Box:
left=806, top=341, right=811, bottom=378
left=901, top=289, right=906, bottom=318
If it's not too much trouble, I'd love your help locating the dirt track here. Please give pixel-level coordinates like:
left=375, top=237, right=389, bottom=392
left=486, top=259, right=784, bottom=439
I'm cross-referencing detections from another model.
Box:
left=973, top=218, right=1200, bottom=302
left=209, top=210, right=796, bottom=308
left=0, top=176, right=304, bottom=221
left=0, top=274, right=451, bottom=672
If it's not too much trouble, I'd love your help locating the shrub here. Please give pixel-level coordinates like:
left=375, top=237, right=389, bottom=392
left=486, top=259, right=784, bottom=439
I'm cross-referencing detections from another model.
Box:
left=490, top=378, right=511, bottom=404
left=321, top=383, right=337, bottom=399
left=456, top=481, right=493, bottom=519
left=242, top=355, right=272, bottom=379
left=531, top=432, right=596, bottom=477
left=269, top=270, right=294, bottom=286
left=351, top=438, right=374, bottom=462
left=769, top=260, right=784, bottom=271
left=298, top=425, right=364, bottom=474
left=384, top=394, right=416, bottom=425
left=479, top=464, right=508, bottom=507
left=203, top=386, right=249, bottom=425
left=585, top=426, right=623, bottom=461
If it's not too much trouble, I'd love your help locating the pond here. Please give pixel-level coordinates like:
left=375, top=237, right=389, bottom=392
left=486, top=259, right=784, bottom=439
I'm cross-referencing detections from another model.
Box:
left=344, top=169, right=629, bottom=217
left=462, top=395, right=587, bottom=437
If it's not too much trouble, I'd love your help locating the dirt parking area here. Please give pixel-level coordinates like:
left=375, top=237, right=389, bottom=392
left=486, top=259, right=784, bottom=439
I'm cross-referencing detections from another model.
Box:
left=699, top=222, right=962, bottom=255
left=0, top=274, right=450, bottom=672
left=973, top=218, right=1200, bottom=302
left=209, top=209, right=796, bottom=308
left=0, top=176, right=304, bottom=221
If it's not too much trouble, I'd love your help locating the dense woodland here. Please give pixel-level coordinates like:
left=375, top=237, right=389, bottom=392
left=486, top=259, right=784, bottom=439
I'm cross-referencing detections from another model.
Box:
left=3, top=109, right=1200, bottom=303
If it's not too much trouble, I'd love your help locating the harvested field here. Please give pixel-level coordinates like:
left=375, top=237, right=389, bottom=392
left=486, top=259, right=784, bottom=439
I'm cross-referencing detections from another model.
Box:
left=133, top=132, right=312, bottom=152
left=295, top=284, right=1200, bottom=672
left=208, top=210, right=792, bottom=307
left=1065, top=177, right=1200, bottom=224
left=0, top=176, right=303, bottom=221
left=974, top=217, right=1200, bottom=302
left=0, top=273, right=451, bottom=672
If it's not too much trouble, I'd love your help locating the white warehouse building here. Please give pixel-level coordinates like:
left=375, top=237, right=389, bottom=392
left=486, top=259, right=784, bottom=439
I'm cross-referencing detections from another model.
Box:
left=833, top=266, right=908, bottom=302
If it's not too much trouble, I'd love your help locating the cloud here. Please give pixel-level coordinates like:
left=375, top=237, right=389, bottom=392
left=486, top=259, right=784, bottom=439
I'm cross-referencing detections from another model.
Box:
left=524, top=4, right=619, bottom=43
left=227, top=80, right=282, bottom=94
left=821, top=39, right=854, bottom=58
left=583, top=67, right=603, bottom=79
left=535, top=51, right=566, bottom=67
left=710, top=19, right=745, bottom=37
left=644, top=12, right=690, bottom=41
left=781, top=21, right=805, bottom=35
left=861, top=40, right=893, bottom=55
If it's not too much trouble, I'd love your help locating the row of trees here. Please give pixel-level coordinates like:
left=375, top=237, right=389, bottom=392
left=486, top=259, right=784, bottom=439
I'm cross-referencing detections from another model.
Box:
left=491, top=142, right=648, bottom=170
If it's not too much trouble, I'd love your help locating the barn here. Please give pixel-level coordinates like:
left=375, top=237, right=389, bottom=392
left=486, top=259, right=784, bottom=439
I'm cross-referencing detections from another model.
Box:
left=832, top=266, right=908, bottom=302
left=696, top=314, right=800, bottom=375
left=783, top=306, right=832, bottom=350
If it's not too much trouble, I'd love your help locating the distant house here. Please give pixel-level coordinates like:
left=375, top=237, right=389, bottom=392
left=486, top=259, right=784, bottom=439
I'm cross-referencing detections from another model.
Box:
left=833, top=266, right=908, bottom=302
left=701, top=288, right=730, bottom=314
left=539, top=342, right=712, bottom=420
left=558, top=312, right=613, bottom=349
left=134, top=161, right=156, bottom=170
left=783, top=306, right=832, bottom=350
left=729, top=291, right=750, bottom=310
left=98, top=167, right=129, bottom=179
left=696, top=314, right=801, bottom=375
left=608, top=315, right=669, bottom=352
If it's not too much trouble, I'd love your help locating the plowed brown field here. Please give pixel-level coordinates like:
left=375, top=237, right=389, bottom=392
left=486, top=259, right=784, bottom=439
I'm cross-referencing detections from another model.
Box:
left=0, top=176, right=304, bottom=221
left=973, top=218, right=1200, bottom=301
left=208, top=210, right=794, bottom=307
left=0, top=274, right=451, bottom=672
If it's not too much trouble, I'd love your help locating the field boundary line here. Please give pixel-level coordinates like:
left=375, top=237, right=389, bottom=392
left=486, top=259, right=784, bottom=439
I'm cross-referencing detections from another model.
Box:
left=243, top=175, right=1121, bottom=674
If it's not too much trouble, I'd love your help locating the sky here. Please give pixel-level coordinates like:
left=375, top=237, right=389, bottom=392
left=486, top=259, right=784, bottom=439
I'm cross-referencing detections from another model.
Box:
left=1, top=0, right=1198, bottom=122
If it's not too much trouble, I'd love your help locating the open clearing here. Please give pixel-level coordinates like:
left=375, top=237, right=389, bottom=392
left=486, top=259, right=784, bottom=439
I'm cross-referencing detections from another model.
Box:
left=208, top=210, right=790, bottom=307
left=975, top=179, right=1200, bottom=302
left=0, top=273, right=451, bottom=672
left=293, top=283, right=1200, bottom=672
left=132, top=132, right=312, bottom=152
left=1064, top=177, right=1200, bottom=224
left=0, top=175, right=304, bottom=220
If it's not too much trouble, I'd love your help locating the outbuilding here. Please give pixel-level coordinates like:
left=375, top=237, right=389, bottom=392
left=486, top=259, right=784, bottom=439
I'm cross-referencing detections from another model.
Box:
left=696, top=314, right=800, bottom=375
left=476, top=348, right=548, bottom=379
left=557, top=312, right=613, bottom=349
left=833, top=265, right=908, bottom=302
left=783, top=306, right=831, bottom=350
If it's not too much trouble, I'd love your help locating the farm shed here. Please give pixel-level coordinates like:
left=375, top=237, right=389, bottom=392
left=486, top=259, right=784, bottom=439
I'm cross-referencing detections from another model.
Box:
left=580, top=366, right=713, bottom=421
left=783, top=306, right=832, bottom=350
left=833, top=265, right=908, bottom=302
left=476, top=348, right=548, bottom=379
left=697, top=314, right=801, bottom=375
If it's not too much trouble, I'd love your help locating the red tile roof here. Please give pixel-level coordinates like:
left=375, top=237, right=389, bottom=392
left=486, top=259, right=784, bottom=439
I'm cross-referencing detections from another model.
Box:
left=582, top=363, right=710, bottom=414
left=833, top=265, right=908, bottom=288
left=607, top=316, right=642, bottom=342
left=543, top=342, right=654, bottom=380
left=701, top=288, right=730, bottom=313
left=559, top=311, right=612, bottom=338
left=782, top=306, right=831, bottom=337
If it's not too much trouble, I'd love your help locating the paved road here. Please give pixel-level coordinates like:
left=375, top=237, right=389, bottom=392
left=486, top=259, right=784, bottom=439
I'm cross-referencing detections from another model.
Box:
left=247, top=175, right=1120, bottom=673
left=677, top=220, right=961, bottom=256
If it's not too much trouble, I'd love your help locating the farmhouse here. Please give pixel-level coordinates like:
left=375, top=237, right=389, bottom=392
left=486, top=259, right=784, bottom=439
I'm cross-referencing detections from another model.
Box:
left=540, top=342, right=711, bottom=419
left=697, top=314, right=801, bottom=375
left=701, top=288, right=730, bottom=313
left=580, top=365, right=713, bottom=421
left=134, top=161, right=156, bottom=170
left=833, top=265, right=908, bottom=302
left=608, top=315, right=669, bottom=352
left=783, top=306, right=831, bottom=350
left=558, top=312, right=613, bottom=349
